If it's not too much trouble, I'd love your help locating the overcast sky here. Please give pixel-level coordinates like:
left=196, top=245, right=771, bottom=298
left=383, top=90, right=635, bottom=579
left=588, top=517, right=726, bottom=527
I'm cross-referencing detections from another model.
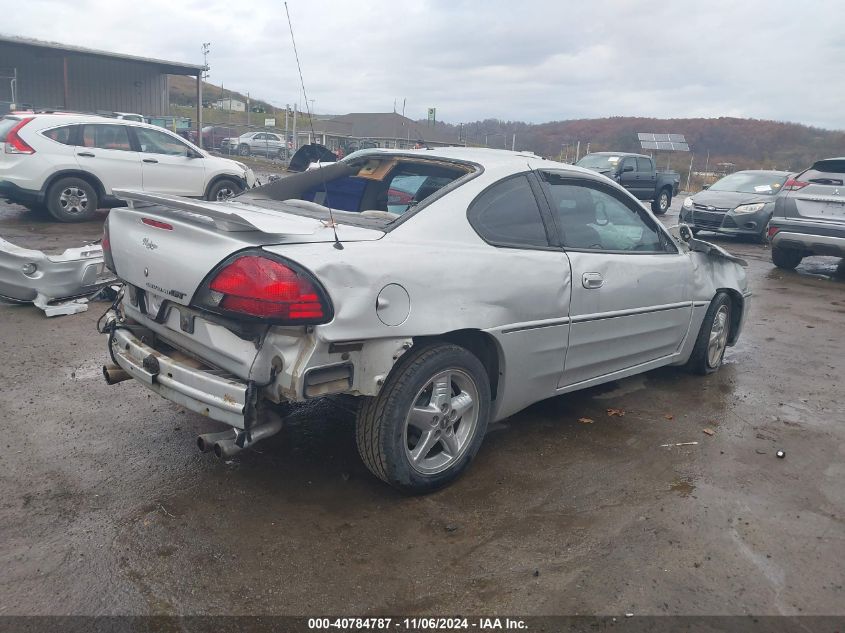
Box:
left=4, top=0, right=844, bottom=129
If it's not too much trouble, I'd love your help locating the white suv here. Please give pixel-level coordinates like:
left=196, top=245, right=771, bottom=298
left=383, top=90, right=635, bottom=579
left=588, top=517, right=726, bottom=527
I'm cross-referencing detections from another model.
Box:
left=0, top=113, right=256, bottom=222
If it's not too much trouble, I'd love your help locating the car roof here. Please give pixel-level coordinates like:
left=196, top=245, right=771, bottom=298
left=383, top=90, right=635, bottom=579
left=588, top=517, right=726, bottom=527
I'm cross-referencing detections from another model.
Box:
left=583, top=151, right=650, bottom=159
left=729, top=169, right=791, bottom=176
left=6, top=112, right=170, bottom=132
left=344, top=146, right=601, bottom=176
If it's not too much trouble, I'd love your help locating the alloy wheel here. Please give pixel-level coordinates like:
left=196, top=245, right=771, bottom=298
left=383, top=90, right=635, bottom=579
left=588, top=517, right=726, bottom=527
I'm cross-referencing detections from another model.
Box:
left=707, top=305, right=730, bottom=368
left=215, top=187, right=236, bottom=201
left=403, top=369, right=479, bottom=475
left=59, top=187, right=89, bottom=215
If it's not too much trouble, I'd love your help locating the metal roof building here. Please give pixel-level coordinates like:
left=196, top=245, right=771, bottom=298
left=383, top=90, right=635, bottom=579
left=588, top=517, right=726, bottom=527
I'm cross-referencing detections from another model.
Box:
left=0, top=34, right=207, bottom=143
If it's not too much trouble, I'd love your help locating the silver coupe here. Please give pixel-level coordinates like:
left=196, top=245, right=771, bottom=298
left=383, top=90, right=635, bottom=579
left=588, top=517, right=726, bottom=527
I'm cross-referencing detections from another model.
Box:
left=101, top=148, right=750, bottom=492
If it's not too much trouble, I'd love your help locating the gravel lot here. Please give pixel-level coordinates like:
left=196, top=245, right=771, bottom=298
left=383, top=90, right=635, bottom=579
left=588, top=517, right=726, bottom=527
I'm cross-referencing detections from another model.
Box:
left=1, top=196, right=843, bottom=616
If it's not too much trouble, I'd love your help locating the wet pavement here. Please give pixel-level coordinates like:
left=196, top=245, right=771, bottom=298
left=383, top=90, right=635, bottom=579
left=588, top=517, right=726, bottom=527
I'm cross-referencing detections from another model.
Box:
left=1, top=197, right=843, bottom=616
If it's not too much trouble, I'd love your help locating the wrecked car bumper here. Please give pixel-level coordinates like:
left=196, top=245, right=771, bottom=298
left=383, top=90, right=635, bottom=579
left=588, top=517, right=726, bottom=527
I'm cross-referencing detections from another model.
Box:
left=0, top=236, right=115, bottom=303
left=107, top=319, right=250, bottom=429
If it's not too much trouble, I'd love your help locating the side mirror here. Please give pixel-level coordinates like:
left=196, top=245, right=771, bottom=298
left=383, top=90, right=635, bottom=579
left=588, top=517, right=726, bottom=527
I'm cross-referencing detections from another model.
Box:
left=701, top=184, right=710, bottom=190
left=187, top=150, right=203, bottom=159
left=622, top=165, right=634, bottom=173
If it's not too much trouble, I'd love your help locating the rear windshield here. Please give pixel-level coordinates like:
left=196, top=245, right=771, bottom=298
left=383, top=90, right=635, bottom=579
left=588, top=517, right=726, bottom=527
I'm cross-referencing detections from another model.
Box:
left=801, top=160, right=845, bottom=185
left=708, top=171, right=788, bottom=195
left=0, top=117, right=21, bottom=139
left=236, top=154, right=475, bottom=228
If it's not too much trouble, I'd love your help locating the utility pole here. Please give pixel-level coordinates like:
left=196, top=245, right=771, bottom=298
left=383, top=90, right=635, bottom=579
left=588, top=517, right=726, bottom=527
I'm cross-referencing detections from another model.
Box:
left=198, top=42, right=210, bottom=149
left=512, top=133, right=516, bottom=151
left=575, top=140, right=581, bottom=162
left=246, top=91, right=250, bottom=127
left=686, top=154, right=694, bottom=192
left=292, top=102, right=298, bottom=151
left=284, top=103, right=289, bottom=152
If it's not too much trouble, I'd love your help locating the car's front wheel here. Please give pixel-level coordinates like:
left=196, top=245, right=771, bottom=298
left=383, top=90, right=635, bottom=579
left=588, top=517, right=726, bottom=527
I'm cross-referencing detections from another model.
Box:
left=45, top=177, right=99, bottom=222
left=238, top=144, right=250, bottom=156
left=651, top=188, right=671, bottom=215
left=356, top=343, right=490, bottom=493
left=685, top=292, right=732, bottom=375
left=206, top=178, right=244, bottom=202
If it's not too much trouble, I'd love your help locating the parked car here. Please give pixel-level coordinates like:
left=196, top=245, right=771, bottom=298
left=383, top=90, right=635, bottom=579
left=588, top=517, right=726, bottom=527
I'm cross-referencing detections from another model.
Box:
left=576, top=152, right=680, bottom=214
left=768, top=157, right=845, bottom=269
left=188, top=125, right=240, bottom=150
left=220, top=131, right=285, bottom=158
left=101, top=147, right=749, bottom=493
left=0, top=113, right=256, bottom=222
left=680, top=170, right=789, bottom=242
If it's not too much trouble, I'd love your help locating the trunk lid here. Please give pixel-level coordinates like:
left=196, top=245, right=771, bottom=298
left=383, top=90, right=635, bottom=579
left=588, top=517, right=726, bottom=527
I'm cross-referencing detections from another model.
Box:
left=789, top=159, right=845, bottom=223
left=108, top=190, right=383, bottom=307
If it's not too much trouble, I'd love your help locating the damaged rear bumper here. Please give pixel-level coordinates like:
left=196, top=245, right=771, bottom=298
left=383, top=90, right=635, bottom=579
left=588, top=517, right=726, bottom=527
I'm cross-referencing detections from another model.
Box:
left=108, top=319, right=250, bottom=429
left=0, top=236, right=115, bottom=303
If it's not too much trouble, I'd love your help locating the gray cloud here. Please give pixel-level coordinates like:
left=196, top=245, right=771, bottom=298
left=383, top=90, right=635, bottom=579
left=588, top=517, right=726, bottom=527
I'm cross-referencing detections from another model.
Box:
left=3, top=0, right=843, bottom=129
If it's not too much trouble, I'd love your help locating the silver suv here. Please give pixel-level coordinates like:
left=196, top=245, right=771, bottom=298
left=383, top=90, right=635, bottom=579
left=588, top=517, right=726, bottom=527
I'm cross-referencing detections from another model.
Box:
left=768, top=158, right=845, bottom=269
left=220, top=131, right=285, bottom=158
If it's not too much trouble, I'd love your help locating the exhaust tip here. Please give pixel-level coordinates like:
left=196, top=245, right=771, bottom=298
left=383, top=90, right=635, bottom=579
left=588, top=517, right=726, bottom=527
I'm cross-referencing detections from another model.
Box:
left=102, top=363, right=130, bottom=385
left=213, top=438, right=241, bottom=460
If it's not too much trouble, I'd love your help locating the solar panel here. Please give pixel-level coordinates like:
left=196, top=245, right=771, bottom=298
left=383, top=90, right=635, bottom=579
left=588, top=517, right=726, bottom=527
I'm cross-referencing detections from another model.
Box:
left=638, top=133, right=688, bottom=152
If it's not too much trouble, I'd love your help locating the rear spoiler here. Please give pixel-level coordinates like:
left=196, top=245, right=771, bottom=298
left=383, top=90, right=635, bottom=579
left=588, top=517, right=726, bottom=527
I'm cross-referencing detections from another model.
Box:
left=111, top=190, right=316, bottom=234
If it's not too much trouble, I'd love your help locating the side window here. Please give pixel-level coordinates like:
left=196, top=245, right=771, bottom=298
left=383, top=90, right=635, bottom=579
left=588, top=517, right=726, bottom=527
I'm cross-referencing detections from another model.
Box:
left=42, top=125, right=76, bottom=145
left=254, top=133, right=266, bottom=140
left=620, top=157, right=635, bottom=173
left=541, top=175, right=672, bottom=253
left=636, top=157, right=652, bottom=172
left=80, top=124, right=132, bottom=151
left=468, top=175, right=549, bottom=248
left=134, top=127, right=191, bottom=156
left=268, top=134, right=280, bottom=141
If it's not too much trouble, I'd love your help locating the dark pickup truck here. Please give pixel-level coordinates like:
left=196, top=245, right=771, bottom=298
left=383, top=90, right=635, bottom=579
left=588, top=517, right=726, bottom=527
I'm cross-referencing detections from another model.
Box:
left=576, top=152, right=681, bottom=215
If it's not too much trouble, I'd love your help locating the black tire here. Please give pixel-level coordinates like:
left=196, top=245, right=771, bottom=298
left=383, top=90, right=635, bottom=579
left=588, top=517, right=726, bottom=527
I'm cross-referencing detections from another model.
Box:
left=685, top=292, right=732, bottom=376
left=206, top=178, right=244, bottom=202
left=238, top=144, right=251, bottom=157
left=651, top=188, right=671, bottom=215
left=772, top=246, right=803, bottom=270
left=45, top=177, right=99, bottom=222
left=356, top=343, right=491, bottom=494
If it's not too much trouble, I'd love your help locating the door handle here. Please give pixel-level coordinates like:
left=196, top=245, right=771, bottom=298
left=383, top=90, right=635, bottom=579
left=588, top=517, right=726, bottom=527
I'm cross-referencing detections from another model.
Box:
left=77, top=152, right=95, bottom=157
left=582, top=272, right=603, bottom=289
left=143, top=158, right=159, bottom=164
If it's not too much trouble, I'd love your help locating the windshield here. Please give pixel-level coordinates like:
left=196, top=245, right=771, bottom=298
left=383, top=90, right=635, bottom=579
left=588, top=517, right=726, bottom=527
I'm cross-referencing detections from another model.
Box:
left=576, top=154, right=622, bottom=170
left=708, top=171, right=787, bottom=195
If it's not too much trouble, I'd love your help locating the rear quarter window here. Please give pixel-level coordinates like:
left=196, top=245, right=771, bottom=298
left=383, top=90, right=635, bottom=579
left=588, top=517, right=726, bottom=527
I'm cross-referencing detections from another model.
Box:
left=42, top=125, right=76, bottom=145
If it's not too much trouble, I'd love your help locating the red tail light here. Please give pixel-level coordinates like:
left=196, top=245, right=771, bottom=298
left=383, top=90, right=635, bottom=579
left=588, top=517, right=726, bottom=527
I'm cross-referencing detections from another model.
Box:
left=3, top=117, right=36, bottom=154
left=783, top=178, right=808, bottom=191
left=201, top=254, right=331, bottom=323
left=101, top=216, right=115, bottom=272
left=767, top=225, right=780, bottom=240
